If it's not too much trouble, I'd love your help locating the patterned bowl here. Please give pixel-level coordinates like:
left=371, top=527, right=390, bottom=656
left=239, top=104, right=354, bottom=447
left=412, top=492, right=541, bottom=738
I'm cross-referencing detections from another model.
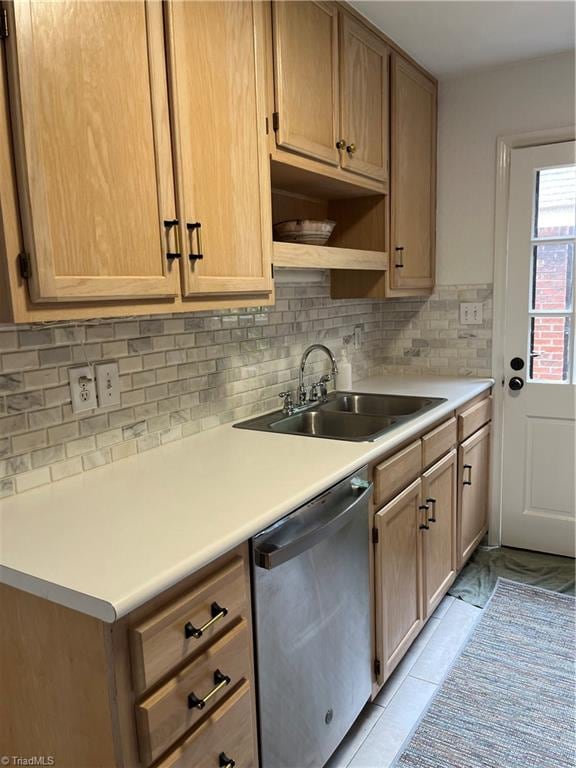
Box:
left=273, top=219, right=336, bottom=246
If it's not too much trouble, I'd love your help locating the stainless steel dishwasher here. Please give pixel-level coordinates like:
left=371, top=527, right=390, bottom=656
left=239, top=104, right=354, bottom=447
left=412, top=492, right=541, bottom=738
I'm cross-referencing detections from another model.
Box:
left=252, top=468, right=373, bottom=768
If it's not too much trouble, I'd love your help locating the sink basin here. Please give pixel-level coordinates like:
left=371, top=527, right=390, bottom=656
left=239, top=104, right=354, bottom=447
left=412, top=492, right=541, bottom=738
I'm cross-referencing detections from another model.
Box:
left=321, top=393, right=443, bottom=417
left=234, top=390, right=446, bottom=442
left=270, top=410, right=398, bottom=440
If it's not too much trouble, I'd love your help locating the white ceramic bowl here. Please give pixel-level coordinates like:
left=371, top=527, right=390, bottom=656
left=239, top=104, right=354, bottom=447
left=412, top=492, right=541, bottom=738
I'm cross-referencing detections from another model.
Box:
left=273, top=219, right=336, bottom=246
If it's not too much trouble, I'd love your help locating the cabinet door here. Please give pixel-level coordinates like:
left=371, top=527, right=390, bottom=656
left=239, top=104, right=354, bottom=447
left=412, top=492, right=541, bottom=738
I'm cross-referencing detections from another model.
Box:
left=339, top=14, right=388, bottom=183
left=390, top=54, right=436, bottom=292
left=6, top=1, right=179, bottom=303
left=458, top=423, right=491, bottom=566
left=374, top=479, right=424, bottom=682
left=272, top=1, right=340, bottom=166
left=422, top=450, right=457, bottom=618
left=167, top=1, right=273, bottom=298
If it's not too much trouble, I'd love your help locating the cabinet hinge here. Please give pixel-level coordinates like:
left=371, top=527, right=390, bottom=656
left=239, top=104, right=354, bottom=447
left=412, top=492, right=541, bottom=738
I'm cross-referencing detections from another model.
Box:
left=0, top=8, right=8, bottom=39
left=18, top=253, right=31, bottom=280
left=374, top=658, right=381, bottom=677
left=372, top=527, right=379, bottom=544
left=272, top=112, right=280, bottom=132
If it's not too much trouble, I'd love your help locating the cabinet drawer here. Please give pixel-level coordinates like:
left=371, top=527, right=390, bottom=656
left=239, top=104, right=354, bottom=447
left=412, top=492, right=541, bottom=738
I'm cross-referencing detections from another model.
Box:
left=374, top=440, right=422, bottom=507
left=131, top=556, right=247, bottom=693
left=458, top=396, right=492, bottom=441
left=136, top=619, right=252, bottom=765
left=422, top=417, right=456, bottom=468
left=157, top=681, right=256, bottom=768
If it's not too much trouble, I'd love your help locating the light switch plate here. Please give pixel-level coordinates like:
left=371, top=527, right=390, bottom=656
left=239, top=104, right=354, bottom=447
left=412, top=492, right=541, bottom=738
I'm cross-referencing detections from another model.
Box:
left=95, top=361, right=121, bottom=407
left=460, top=302, right=483, bottom=325
left=69, top=365, right=98, bottom=413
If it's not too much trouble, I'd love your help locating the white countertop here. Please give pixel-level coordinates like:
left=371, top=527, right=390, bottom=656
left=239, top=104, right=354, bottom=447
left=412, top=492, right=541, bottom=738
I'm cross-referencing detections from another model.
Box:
left=0, top=374, right=492, bottom=622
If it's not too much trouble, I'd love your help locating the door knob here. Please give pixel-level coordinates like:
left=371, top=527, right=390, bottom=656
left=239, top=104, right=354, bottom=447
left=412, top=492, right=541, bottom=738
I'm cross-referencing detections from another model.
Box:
left=346, top=143, right=356, bottom=154
left=336, top=139, right=346, bottom=150
left=509, top=377, right=524, bottom=391
left=510, top=357, right=524, bottom=371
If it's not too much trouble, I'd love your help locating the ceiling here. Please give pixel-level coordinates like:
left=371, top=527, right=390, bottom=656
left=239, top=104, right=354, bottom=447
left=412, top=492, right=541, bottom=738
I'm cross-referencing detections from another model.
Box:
left=349, top=1, right=575, bottom=78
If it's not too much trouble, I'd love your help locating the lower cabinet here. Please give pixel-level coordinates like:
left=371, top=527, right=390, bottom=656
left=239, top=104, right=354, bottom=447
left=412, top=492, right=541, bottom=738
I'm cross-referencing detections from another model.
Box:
left=372, top=394, right=491, bottom=687
left=374, top=479, right=424, bottom=681
left=0, top=544, right=258, bottom=768
left=422, top=450, right=457, bottom=618
left=458, top=422, right=491, bottom=566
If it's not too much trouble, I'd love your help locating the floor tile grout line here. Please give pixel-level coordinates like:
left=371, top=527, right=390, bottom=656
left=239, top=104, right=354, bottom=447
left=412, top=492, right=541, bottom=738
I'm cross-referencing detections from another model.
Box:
left=342, top=706, right=387, bottom=768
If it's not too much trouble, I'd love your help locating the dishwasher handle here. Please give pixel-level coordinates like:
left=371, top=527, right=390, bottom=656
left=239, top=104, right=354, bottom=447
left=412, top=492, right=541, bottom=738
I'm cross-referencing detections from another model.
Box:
left=253, top=478, right=373, bottom=570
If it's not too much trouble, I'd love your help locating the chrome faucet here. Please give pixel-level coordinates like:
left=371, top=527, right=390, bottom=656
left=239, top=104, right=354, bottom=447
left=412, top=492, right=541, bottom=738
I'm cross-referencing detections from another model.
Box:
left=298, top=344, right=338, bottom=405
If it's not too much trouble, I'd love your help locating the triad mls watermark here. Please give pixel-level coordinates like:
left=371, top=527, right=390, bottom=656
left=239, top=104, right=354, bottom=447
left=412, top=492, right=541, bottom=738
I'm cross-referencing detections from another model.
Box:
left=0, top=758, right=55, bottom=766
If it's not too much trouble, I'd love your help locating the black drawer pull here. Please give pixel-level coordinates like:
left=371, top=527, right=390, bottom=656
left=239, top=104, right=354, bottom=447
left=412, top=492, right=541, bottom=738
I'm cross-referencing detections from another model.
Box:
left=219, top=753, right=236, bottom=768
left=419, top=504, right=430, bottom=530
left=463, top=464, right=473, bottom=486
left=187, top=669, right=231, bottom=710
left=184, top=601, right=228, bottom=639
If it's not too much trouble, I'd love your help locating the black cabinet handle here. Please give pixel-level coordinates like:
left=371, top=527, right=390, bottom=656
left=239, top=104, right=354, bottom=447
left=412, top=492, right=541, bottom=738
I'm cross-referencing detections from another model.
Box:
left=187, top=221, right=204, bottom=261
left=419, top=504, right=430, bottom=529
left=184, top=602, right=228, bottom=639
left=164, top=219, right=181, bottom=261
left=219, top=754, right=236, bottom=768
left=394, top=246, right=404, bottom=268
left=187, top=669, right=231, bottom=710
left=463, top=464, right=472, bottom=486
left=426, top=497, right=437, bottom=522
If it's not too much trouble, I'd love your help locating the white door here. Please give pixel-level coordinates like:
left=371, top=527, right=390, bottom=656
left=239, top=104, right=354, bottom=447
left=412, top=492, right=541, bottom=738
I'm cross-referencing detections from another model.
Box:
left=501, top=141, right=576, bottom=556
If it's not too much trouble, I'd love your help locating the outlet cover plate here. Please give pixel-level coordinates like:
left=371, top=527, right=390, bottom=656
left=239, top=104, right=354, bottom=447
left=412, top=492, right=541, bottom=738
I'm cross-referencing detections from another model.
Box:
left=69, top=365, right=97, bottom=413
left=460, top=302, right=483, bottom=325
left=95, top=361, right=121, bottom=407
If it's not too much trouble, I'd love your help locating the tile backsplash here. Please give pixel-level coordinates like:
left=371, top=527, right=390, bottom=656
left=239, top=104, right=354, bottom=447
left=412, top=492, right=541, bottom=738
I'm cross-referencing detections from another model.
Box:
left=0, top=273, right=492, bottom=498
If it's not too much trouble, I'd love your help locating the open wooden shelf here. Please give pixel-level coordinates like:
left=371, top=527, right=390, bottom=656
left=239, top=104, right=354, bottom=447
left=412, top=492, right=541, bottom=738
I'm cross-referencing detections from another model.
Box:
left=273, top=241, right=388, bottom=271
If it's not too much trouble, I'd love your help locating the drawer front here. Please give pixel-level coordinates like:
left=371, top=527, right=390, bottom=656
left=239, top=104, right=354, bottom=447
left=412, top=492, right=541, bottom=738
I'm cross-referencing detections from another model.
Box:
left=374, top=440, right=422, bottom=508
left=157, top=682, right=256, bottom=768
left=458, top=396, right=492, bottom=442
left=136, top=619, right=252, bottom=765
left=131, top=556, right=247, bottom=693
left=422, top=417, right=457, bottom=468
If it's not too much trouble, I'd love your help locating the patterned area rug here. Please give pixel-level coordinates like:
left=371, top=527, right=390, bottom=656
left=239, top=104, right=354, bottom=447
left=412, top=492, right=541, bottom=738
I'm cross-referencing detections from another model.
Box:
left=394, top=579, right=576, bottom=768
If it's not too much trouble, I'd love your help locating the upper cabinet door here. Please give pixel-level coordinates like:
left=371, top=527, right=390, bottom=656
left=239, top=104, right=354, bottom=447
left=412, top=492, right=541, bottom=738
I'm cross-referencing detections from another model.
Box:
left=6, top=1, right=179, bottom=303
left=390, top=54, right=437, bottom=292
left=272, top=1, right=340, bottom=166
left=167, top=1, right=273, bottom=298
left=339, top=14, right=389, bottom=184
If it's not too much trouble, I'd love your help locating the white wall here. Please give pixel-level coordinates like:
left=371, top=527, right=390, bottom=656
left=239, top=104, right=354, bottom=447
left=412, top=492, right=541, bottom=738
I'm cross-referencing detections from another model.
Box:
left=436, top=51, right=575, bottom=286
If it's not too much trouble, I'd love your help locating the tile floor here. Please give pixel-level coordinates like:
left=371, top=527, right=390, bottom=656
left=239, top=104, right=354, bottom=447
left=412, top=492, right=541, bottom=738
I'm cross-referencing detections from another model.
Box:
left=326, top=596, right=482, bottom=768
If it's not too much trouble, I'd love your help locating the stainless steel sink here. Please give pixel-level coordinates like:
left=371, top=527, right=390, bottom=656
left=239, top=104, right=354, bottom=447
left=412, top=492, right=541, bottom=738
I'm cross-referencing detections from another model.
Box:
left=321, top=393, right=441, bottom=417
left=234, top=391, right=446, bottom=442
left=270, top=409, right=398, bottom=440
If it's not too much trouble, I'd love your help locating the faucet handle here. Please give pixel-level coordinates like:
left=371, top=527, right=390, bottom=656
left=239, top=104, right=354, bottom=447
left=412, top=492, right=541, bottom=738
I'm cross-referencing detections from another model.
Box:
left=279, top=391, right=294, bottom=414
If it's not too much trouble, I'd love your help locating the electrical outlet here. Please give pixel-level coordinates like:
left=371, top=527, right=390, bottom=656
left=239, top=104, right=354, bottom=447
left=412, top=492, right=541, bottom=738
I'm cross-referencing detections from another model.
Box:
left=354, top=325, right=363, bottom=349
left=69, top=366, right=97, bottom=413
left=95, top=361, right=121, bottom=407
left=460, top=302, right=483, bottom=325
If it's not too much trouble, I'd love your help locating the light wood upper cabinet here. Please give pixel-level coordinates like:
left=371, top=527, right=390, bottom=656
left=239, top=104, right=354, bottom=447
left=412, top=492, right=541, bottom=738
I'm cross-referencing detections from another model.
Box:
left=390, top=53, right=437, bottom=292
left=458, top=423, right=491, bottom=566
left=167, top=1, right=273, bottom=298
left=339, top=14, right=389, bottom=183
left=422, top=450, right=457, bottom=618
left=271, top=1, right=340, bottom=166
left=374, top=479, right=424, bottom=682
left=5, top=1, right=180, bottom=303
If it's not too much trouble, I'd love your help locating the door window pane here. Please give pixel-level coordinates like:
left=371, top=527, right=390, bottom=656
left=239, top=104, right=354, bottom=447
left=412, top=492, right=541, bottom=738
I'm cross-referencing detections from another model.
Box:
left=534, top=166, right=576, bottom=238
left=529, top=316, right=571, bottom=381
left=532, top=242, right=574, bottom=311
